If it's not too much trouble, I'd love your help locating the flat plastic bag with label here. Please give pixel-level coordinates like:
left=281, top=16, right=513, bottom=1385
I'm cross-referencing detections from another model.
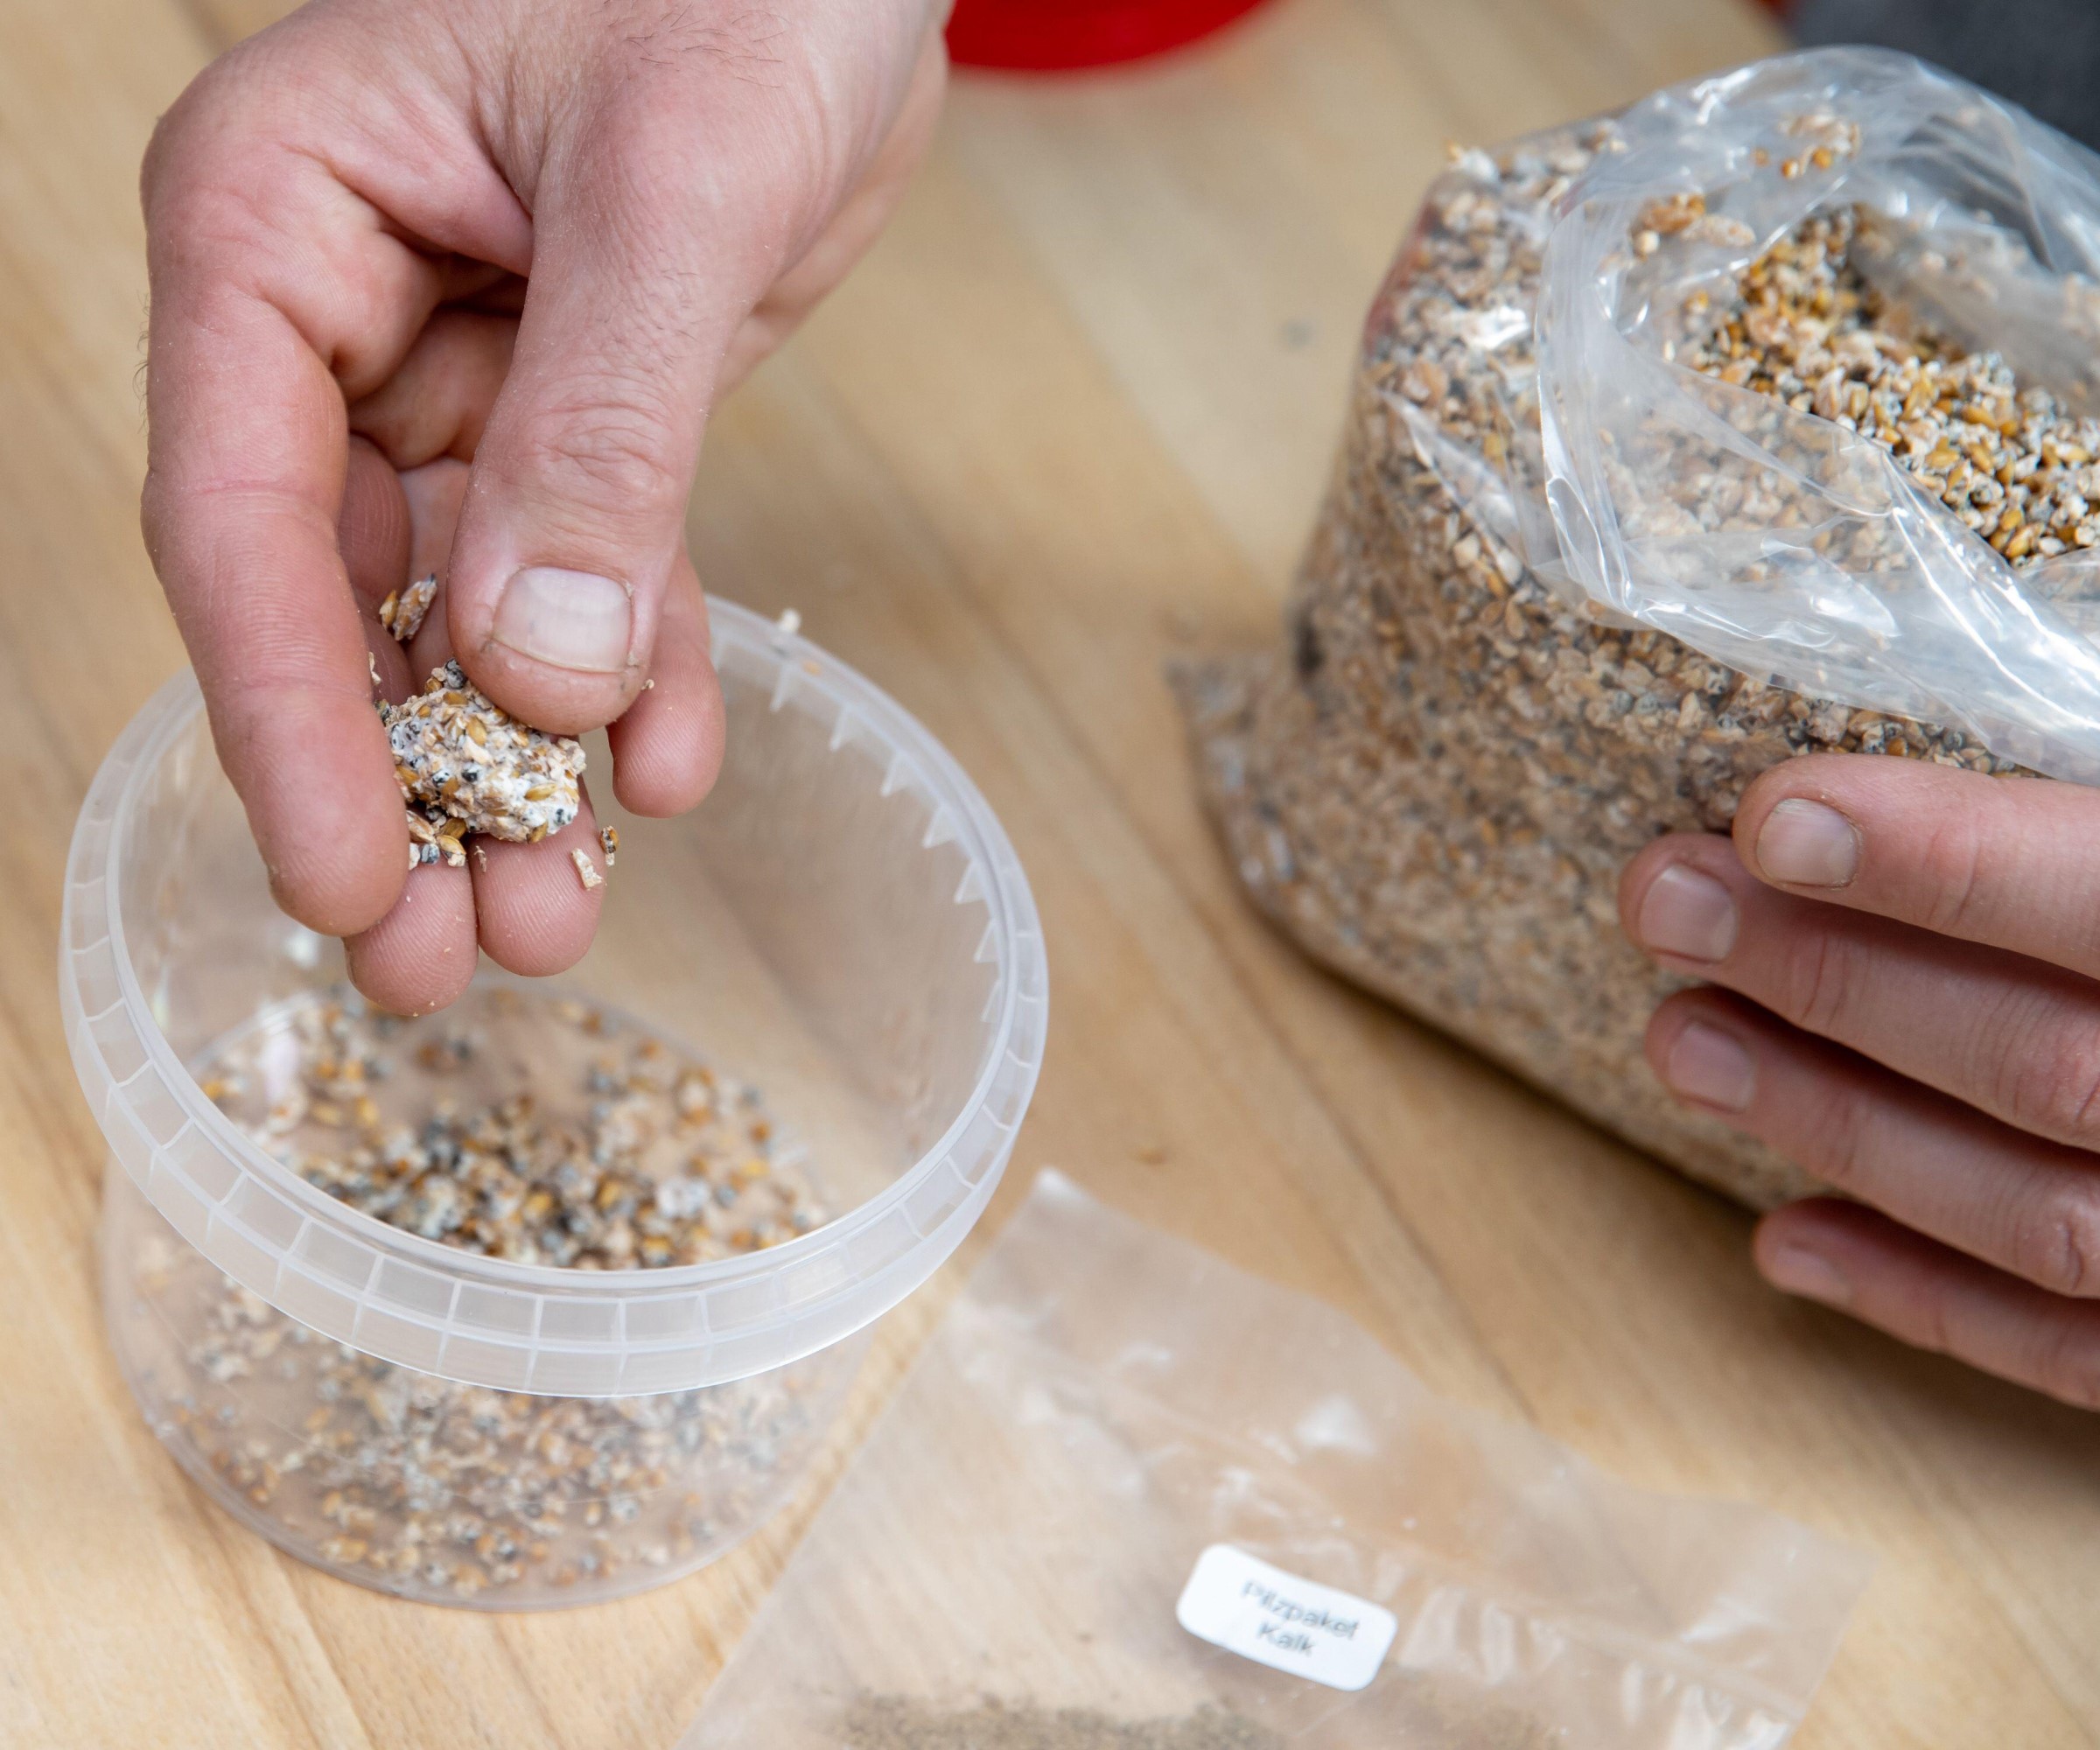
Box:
left=681, top=1173, right=1868, bottom=1750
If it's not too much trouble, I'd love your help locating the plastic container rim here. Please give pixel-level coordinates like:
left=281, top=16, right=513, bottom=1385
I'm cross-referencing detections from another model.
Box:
left=66, top=598, right=1045, bottom=1307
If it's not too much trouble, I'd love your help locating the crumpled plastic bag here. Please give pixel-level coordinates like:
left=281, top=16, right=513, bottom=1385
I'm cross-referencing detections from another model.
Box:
left=682, top=1172, right=1869, bottom=1749
left=1535, top=46, right=2100, bottom=780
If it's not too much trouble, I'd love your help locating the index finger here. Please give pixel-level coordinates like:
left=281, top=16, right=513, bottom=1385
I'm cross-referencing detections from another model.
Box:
left=144, top=278, right=410, bottom=936
left=1732, top=753, right=2100, bottom=983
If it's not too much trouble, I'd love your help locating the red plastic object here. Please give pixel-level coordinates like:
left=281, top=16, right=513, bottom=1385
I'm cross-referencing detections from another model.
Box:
left=946, top=0, right=1276, bottom=70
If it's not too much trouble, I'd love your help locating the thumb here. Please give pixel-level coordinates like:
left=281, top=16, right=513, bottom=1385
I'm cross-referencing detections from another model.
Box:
left=444, top=95, right=798, bottom=733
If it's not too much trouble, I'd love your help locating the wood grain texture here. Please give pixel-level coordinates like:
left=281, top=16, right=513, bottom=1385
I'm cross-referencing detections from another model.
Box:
left=0, top=0, right=2095, bottom=1743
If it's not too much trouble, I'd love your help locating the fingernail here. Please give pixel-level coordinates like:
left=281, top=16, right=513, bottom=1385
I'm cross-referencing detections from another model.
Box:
left=1662, top=1020, right=1755, bottom=1111
left=491, top=567, right=632, bottom=673
left=1764, top=1242, right=1852, bottom=1307
left=1756, top=798, right=1860, bottom=887
left=1635, top=864, right=1739, bottom=962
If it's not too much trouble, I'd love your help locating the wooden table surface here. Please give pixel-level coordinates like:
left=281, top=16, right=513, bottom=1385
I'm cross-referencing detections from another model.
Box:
left=5, top=0, right=2099, bottom=1744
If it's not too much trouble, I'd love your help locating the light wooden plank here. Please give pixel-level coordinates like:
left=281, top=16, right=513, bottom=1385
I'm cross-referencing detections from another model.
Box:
left=0, top=0, right=2094, bottom=1742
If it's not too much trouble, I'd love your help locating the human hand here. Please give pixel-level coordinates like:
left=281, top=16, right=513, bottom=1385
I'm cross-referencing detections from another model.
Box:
left=141, top=0, right=946, bottom=1013
left=1620, top=754, right=2100, bottom=1407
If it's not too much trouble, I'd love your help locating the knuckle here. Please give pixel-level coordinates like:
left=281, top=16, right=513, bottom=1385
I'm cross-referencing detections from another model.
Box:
left=143, top=61, right=328, bottom=274
left=144, top=149, right=304, bottom=297
left=509, top=381, right=688, bottom=516
left=1775, top=927, right=1868, bottom=1038
left=592, top=17, right=843, bottom=230
left=2012, top=1183, right=2100, bottom=1297
left=1796, top=1079, right=1877, bottom=1193
left=143, top=51, right=270, bottom=211
left=1993, top=1011, right=2100, bottom=1146
left=613, top=4, right=789, bottom=70
left=1915, top=814, right=1990, bottom=936
left=141, top=65, right=226, bottom=195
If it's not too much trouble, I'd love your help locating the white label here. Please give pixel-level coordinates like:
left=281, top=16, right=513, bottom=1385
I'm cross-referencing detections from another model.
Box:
left=1174, top=1545, right=1396, bottom=1693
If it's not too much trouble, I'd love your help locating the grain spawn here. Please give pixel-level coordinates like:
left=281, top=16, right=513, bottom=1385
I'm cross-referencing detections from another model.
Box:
left=382, top=660, right=584, bottom=844
left=134, top=985, right=834, bottom=1601
left=377, top=572, right=438, bottom=643
left=1180, top=119, right=2049, bottom=1210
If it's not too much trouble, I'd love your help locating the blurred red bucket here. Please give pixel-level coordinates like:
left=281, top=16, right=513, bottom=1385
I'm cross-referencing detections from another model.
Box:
left=946, top=0, right=1276, bottom=69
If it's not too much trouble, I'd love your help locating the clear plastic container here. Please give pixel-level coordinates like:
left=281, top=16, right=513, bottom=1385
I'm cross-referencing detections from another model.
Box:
left=61, top=599, right=1047, bottom=1609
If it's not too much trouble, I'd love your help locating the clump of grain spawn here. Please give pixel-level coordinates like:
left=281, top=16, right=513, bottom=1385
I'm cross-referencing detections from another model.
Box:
left=382, top=660, right=585, bottom=856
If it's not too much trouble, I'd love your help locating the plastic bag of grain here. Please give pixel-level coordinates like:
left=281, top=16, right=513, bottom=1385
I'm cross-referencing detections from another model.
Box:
left=1179, top=46, right=2100, bottom=1208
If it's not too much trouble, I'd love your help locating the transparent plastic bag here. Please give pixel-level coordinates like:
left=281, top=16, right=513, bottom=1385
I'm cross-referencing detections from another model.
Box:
left=1179, top=48, right=2100, bottom=1208
left=682, top=1173, right=1868, bottom=1749
left=1536, top=46, right=2100, bottom=780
